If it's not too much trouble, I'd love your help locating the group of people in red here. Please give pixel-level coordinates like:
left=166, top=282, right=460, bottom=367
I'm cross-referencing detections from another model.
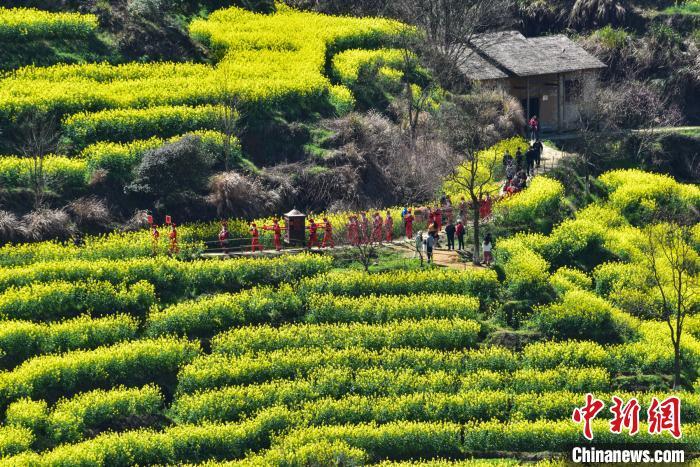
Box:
left=346, top=211, right=398, bottom=246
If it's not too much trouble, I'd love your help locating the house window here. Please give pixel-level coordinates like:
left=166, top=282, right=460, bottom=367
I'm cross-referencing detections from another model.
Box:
left=565, top=79, right=582, bottom=103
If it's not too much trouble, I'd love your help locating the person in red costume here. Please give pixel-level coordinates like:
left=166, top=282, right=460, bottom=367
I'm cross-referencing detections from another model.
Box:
left=384, top=211, right=393, bottom=242
left=434, top=206, right=442, bottom=231
left=321, top=217, right=334, bottom=248
left=263, top=218, right=285, bottom=251
left=218, top=222, right=229, bottom=252
left=347, top=215, right=359, bottom=245
left=372, top=212, right=383, bottom=243
left=168, top=223, right=179, bottom=254
left=404, top=209, right=414, bottom=239
left=150, top=224, right=160, bottom=256
left=307, top=218, right=319, bottom=249
left=250, top=223, right=263, bottom=252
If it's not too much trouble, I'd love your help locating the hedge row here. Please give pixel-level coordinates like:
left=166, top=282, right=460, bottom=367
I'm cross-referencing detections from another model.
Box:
left=0, top=314, right=138, bottom=370
left=0, top=280, right=156, bottom=322
left=0, top=425, right=32, bottom=458
left=176, top=347, right=519, bottom=394
left=0, top=7, right=98, bottom=41
left=6, top=385, right=163, bottom=445
left=211, top=318, right=481, bottom=356
left=0, top=155, right=86, bottom=196
left=0, top=254, right=333, bottom=302
left=0, top=338, right=200, bottom=413
left=493, top=176, right=564, bottom=230
left=146, top=285, right=303, bottom=339
left=304, top=293, right=480, bottom=324
left=170, top=367, right=611, bottom=424
left=0, top=407, right=292, bottom=466
left=298, top=269, right=499, bottom=306
left=62, top=105, right=222, bottom=150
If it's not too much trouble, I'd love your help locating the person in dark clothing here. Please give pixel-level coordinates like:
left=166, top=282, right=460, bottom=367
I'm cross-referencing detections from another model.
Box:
left=515, top=148, right=524, bottom=171
left=445, top=220, right=456, bottom=250
left=456, top=219, right=465, bottom=251
left=525, top=146, right=536, bottom=175
left=533, top=140, right=543, bottom=168
left=502, top=150, right=513, bottom=170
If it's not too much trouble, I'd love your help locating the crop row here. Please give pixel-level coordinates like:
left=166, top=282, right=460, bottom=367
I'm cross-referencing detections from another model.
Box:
left=0, top=407, right=292, bottom=466
left=0, top=7, right=97, bottom=41
left=147, top=290, right=479, bottom=339
left=178, top=337, right=687, bottom=395
left=6, top=385, right=163, bottom=445
left=0, top=155, right=86, bottom=196
left=0, top=254, right=332, bottom=301
left=331, top=48, right=405, bottom=85
left=210, top=318, right=482, bottom=355
left=170, top=367, right=617, bottom=424
left=493, top=176, right=564, bottom=229
left=0, top=6, right=405, bottom=136
left=298, top=269, right=499, bottom=306
left=0, top=280, right=155, bottom=322
left=0, top=314, right=138, bottom=370
left=0, top=338, right=200, bottom=413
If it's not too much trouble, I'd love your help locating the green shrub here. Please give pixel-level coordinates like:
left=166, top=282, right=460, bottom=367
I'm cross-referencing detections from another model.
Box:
left=522, top=340, right=608, bottom=369
left=549, top=266, right=592, bottom=296
left=298, top=269, right=499, bottom=307
left=47, top=385, right=163, bottom=444
left=0, top=280, right=156, bottom=322
left=501, top=245, right=555, bottom=305
left=0, top=425, right=33, bottom=458
left=0, top=338, right=200, bottom=412
left=532, top=289, right=639, bottom=343
left=304, top=293, right=479, bottom=324
left=146, top=285, right=303, bottom=339
left=211, top=318, right=482, bottom=355
left=0, top=314, right=138, bottom=369
left=177, top=347, right=517, bottom=394
left=5, top=398, right=48, bottom=436
left=493, top=176, right=564, bottom=232
left=1, top=407, right=293, bottom=466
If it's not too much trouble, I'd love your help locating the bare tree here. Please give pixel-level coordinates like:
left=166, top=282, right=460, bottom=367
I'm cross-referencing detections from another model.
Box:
left=14, top=113, right=60, bottom=209
left=352, top=239, right=380, bottom=272
left=219, top=96, right=241, bottom=172
left=435, top=91, right=517, bottom=265
left=576, top=80, right=682, bottom=194
left=391, top=0, right=514, bottom=90
left=643, top=223, right=699, bottom=389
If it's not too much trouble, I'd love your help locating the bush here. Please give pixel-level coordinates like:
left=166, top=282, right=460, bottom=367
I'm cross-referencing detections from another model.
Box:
left=0, top=315, right=139, bottom=370
left=501, top=245, right=555, bottom=305
left=298, top=269, right=499, bottom=307
left=532, top=289, right=639, bottom=343
left=47, top=385, right=163, bottom=444
left=0, top=338, right=200, bottom=412
left=0, top=426, right=33, bottom=458
left=0, top=8, right=98, bottom=41
left=493, top=176, right=564, bottom=232
left=1, top=407, right=293, bottom=466
left=304, top=293, right=480, bottom=324
left=177, top=347, right=517, bottom=394
left=0, top=280, right=156, bottom=322
left=549, top=266, right=592, bottom=296
left=0, top=155, right=86, bottom=196
left=126, top=135, right=215, bottom=213
left=211, top=318, right=482, bottom=355
left=146, top=285, right=303, bottom=339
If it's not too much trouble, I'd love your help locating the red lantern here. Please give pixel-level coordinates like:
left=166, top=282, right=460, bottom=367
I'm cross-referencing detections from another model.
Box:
left=147, top=215, right=153, bottom=225
left=165, top=215, right=172, bottom=225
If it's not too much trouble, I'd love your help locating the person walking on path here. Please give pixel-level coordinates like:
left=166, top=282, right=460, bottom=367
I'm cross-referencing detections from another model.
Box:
left=372, top=212, right=383, bottom=244
left=445, top=220, right=456, bottom=250
left=525, top=144, right=536, bottom=176
left=250, top=223, right=263, bottom=252
left=458, top=197, right=468, bottom=221
left=321, top=217, right=334, bottom=248
left=404, top=209, right=415, bottom=239
left=482, top=233, right=493, bottom=266
left=347, top=215, right=359, bottom=245
left=434, top=206, right=442, bottom=232
left=528, top=115, right=540, bottom=141
left=263, top=218, right=285, bottom=251
left=502, top=150, right=513, bottom=170
left=456, top=219, right=465, bottom=251
left=218, top=222, right=229, bottom=253
left=415, top=230, right=424, bottom=263
left=533, top=140, right=543, bottom=169
left=307, top=218, right=320, bottom=249
left=384, top=211, right=393, bottom=242
left=515, top=148, right=524, bottom=172
left=168, top=223, right=179, bottom=255
left=425, top=232, right=435, bottom=264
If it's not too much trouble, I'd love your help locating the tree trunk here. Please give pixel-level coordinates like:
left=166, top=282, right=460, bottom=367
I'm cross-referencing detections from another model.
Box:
left=472, top=205, right=480, bottom=265
left=674, top=343, right=681, bottom=389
